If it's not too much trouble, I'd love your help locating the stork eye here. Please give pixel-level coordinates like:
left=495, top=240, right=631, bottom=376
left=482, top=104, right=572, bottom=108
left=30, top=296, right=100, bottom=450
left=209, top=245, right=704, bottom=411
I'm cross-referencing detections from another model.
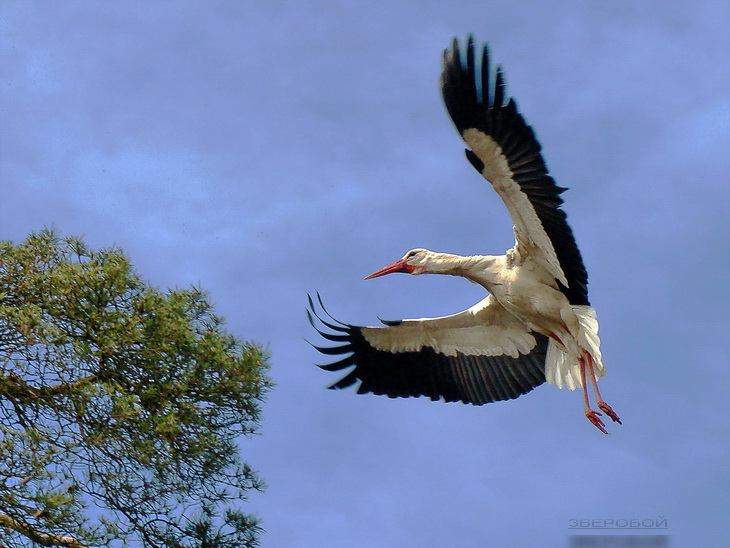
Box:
left=407, top=251, right=418, bottom=259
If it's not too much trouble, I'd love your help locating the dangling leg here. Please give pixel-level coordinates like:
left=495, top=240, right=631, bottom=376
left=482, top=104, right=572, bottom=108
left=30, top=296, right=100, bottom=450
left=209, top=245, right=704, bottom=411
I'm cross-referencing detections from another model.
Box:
left=584, top=351, right=622, bottom=424
left=580, top=355, right=608, bottom=434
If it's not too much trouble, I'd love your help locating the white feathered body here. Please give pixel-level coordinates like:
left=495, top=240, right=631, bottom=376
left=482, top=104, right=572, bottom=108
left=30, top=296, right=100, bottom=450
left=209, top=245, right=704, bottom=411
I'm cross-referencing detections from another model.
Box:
left=368, top=250, right=606, bottom=391
left=463, top=253, right=604, bottom=390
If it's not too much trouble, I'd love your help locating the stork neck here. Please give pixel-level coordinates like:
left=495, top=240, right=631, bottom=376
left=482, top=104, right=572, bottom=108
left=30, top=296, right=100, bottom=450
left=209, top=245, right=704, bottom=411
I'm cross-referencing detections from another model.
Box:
left=428, top=253, right=500, bottom=279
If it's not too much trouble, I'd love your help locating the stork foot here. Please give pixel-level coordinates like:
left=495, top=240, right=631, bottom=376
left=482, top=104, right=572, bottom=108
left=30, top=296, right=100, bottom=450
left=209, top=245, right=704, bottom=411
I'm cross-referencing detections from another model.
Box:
left=598, top=401, right=622, bottom=424
left=585, top=409, right=608, bottom=434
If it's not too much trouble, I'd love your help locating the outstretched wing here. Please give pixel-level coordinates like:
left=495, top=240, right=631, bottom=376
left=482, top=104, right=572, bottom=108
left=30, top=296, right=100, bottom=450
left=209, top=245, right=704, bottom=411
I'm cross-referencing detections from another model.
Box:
left=308, top=294, right=548, bottom=405
left=441, top=35, right=589, bottom=306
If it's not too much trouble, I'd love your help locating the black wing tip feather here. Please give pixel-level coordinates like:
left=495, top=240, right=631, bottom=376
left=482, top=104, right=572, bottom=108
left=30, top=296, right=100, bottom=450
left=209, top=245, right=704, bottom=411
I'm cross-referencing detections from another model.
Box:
left=441, top=35, right=498, bottom=131
left=378, top=317, right=403, bottom=327
left=307, top=294, right=356, bottom=368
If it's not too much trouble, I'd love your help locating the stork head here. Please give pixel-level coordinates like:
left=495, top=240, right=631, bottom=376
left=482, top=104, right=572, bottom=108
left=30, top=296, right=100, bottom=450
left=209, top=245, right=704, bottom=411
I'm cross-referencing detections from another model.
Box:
left=364, top=248, right=433, bottom=279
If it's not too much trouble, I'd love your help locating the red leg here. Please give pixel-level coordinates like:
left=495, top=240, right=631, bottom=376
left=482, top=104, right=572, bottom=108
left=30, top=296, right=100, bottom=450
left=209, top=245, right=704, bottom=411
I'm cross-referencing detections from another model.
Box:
left=580, top=355, right=608, bottom=434
left=584, top=351, right=622, bottom=425
left=548, top=331, right=564, bottom=346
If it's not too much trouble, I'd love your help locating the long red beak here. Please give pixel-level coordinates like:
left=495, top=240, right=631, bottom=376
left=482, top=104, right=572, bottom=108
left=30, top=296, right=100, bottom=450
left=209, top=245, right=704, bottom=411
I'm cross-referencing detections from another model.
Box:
left=364, top=259, right=413, bottom=280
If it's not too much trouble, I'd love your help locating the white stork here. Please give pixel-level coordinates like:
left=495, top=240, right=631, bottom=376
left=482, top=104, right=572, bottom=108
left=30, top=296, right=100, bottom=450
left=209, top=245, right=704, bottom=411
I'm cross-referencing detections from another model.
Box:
left=309, top=35, right=621, bottom=434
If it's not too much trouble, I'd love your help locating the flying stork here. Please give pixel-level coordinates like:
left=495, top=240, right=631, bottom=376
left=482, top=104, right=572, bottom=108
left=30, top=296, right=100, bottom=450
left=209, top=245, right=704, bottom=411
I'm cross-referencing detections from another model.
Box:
left=308, top=36, right=621, bottom=434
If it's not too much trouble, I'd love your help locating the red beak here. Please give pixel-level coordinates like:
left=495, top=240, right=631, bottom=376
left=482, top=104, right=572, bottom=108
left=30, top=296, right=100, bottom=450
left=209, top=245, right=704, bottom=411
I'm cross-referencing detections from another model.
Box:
left=364, top=259, right=413, bottom=280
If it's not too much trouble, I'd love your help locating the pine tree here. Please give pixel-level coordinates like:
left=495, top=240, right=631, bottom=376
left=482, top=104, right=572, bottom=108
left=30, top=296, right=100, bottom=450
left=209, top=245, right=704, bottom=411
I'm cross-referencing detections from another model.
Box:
left=0, top=230, right=271, bottom=547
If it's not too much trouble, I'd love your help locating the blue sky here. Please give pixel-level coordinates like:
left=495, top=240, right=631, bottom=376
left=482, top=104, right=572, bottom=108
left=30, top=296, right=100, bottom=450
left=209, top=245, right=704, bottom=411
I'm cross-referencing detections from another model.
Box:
left=2, top=1, right=729, bottom=546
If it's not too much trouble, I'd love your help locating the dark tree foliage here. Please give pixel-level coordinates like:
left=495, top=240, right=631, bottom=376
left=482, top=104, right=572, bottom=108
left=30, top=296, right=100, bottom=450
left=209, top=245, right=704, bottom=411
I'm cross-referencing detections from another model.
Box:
left=0, top=230, right=271, bottom=547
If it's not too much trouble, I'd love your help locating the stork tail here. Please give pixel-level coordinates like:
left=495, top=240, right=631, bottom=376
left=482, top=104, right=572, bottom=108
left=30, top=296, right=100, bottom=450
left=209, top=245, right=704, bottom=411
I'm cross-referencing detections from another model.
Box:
left=545, top=306, right=605, bottom=390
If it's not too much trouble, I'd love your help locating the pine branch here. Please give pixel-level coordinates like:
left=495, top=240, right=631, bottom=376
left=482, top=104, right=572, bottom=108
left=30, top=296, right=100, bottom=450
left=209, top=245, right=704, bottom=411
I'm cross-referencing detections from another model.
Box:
left=0, top=512, right=88, bottom=548
left=0, top=370, right=97, bottom=401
